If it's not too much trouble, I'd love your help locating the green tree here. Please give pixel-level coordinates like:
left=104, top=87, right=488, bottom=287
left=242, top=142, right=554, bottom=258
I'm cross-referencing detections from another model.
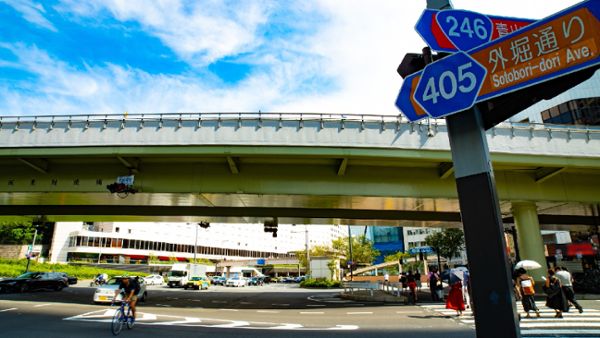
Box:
left=332, top=235, right=380, bottom=266
left=296, top=245, right=334, bottom=268
left=0, top=221, right=41, bottom=245
left=425, top=228, right=465, bottom=270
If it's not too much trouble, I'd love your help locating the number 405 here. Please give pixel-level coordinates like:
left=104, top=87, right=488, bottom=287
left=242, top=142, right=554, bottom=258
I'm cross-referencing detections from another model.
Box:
left=422, top=62, right=477, bottom=104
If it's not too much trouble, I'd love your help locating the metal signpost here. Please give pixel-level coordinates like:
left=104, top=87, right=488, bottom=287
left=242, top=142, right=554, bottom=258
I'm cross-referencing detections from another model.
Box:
left=395, top=1, right=600, bottom=337
left=415, top=9, right=534, bottom=52
left=399, top=1, right=600, bottom=122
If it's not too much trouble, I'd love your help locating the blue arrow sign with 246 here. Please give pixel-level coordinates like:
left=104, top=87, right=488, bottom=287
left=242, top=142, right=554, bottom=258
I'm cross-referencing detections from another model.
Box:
left=414, top=51, right=487, bottom=118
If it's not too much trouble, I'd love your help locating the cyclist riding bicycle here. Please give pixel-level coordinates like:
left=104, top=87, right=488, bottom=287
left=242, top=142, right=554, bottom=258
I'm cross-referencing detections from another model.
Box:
left=113, top=277, right=141, bottom=323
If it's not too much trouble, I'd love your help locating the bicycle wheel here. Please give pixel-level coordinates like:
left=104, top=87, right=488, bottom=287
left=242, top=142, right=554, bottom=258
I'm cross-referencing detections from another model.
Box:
left=126, top=305, right=134, bottom=329
left=111, top=307, right=125, bottom=336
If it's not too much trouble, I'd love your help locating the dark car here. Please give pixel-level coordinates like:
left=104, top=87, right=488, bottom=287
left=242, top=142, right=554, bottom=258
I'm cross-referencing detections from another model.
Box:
left=54, top=272, right=78, bottom=285
left=210, top=276, right=227, bottom=286
left=0, top=272, right=68, bottom=293
left=248, top=277, right=264, bottom=286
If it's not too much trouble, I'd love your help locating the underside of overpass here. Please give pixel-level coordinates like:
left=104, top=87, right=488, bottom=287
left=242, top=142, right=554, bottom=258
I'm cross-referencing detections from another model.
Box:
left=0, top=114, right=599, bottom=230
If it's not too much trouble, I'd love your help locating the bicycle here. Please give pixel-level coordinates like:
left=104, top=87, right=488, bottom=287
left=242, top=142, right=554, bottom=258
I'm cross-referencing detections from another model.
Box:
left=110, top=300, right=134, bottom=336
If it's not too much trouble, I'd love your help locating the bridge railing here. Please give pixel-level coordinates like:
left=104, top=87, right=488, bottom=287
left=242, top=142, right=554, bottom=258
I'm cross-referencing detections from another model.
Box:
left=0, top=112, right=599, bottom=140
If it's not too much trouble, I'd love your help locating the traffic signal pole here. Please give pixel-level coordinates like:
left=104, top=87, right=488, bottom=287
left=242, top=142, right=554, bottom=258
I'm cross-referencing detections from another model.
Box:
left=426, top=1, right=521, bottom=337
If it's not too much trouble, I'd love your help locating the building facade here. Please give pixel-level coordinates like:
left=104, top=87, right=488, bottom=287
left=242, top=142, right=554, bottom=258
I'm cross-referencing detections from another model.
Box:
left=49, top=222, right=346, bottom=264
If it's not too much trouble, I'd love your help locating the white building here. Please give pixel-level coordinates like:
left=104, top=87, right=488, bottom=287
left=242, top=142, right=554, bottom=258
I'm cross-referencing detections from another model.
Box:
left=49, top=222, right=345, bottom=264
left=403, top=227, right=468, bottom=266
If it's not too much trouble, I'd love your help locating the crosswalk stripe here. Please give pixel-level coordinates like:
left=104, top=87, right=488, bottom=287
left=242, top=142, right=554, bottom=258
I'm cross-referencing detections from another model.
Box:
left=421, top=303, right=600, bottom=337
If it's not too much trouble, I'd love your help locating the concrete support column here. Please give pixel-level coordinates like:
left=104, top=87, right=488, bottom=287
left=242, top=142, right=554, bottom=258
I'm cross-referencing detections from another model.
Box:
left=512, top=202, right=547, bottom=281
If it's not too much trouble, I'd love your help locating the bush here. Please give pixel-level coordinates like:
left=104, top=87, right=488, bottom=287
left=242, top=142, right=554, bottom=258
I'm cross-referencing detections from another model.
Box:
left=300, top=278, right=341, bottom=288
left=0, top=258, right=148, bottom=279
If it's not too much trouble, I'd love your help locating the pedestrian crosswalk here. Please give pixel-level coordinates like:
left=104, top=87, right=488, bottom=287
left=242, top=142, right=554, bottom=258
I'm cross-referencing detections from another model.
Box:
left=421, top=302, right=600, bottom=337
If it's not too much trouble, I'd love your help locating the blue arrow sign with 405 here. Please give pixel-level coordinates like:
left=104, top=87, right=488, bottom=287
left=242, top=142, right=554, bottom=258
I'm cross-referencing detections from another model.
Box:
left=414, top=52, right=487, bottom=118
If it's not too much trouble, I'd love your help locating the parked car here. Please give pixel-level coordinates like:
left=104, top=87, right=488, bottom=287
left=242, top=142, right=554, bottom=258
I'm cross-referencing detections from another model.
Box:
left=93, top=276, right=147, bottom=304
left=210, top=276, right=226, bottom=286
left=225, top=277, right=247, bottom=287
left=143, top=274, right=164, bottom=285
left=247, top=277, right=264, bottom=286
left=294, top=275, right=306, bottom=283
left=184, top=276, right=209, bottom=290
left=282, top=277, right=296, bottom=283
left=0, top=272, right=68, bottom=293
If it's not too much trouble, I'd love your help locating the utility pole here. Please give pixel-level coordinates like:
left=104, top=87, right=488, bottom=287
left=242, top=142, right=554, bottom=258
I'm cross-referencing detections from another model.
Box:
left=25, top=224, right=39, bottom=273
left=194, top=223, right=198, bottom=262
left=347, top=225, right=354, bottom=280
left=305, top=225, right=310, bottom=277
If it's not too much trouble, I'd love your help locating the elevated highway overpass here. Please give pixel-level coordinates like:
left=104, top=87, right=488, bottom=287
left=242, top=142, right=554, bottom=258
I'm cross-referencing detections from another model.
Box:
left=0, top=113, right=599, bottom=229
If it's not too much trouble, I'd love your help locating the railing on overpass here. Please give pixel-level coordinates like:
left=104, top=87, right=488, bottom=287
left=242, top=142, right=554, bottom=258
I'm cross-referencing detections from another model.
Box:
left=1, top=112, right=599, bottom=140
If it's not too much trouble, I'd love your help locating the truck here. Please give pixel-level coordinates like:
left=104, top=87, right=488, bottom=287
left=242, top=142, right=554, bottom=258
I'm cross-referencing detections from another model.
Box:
left=167, top=263, right=211, bottom=288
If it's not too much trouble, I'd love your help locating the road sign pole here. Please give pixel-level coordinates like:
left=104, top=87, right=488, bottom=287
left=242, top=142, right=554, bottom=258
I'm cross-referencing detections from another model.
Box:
left=446, top=107, right=520, bottom=338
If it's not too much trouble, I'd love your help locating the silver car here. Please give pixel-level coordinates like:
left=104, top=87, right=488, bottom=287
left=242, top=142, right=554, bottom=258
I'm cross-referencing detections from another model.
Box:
left=143, top=274, right=164, bottom=285
left=93, top=276, right=147, bottom=304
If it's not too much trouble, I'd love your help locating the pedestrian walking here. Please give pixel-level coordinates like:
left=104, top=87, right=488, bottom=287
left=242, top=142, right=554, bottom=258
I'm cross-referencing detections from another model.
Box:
left=515, top=268, right=540, bottom=318
left=555, top=266, right=583, bottom=313
left=429, top=269, right=440, bottom=301
left=543, top=268, right=569, bottom=318
left=407, top=271, right=417, bottom=304
left=414, top=270, right=422, bottom=291
left=446, top=280, right=465, bottom=316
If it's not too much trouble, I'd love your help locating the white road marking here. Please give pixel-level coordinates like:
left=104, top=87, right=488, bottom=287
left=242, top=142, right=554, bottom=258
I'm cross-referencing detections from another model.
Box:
left=211, top=320, right=250, bottom=328
left=240, top=302, right=253, bottom=305
left=0, top=308, right=17, bottom=312
left=211, top=300, right=227, bottom=304
left=257, top=310, right=280, bottom=313
left=272, top=303, right=290, bottom=306
left=306, top=304, right=326, bottom=307
left=300, top=312, right=324, bottom=315
left=33, top=304, right=52, bottom=308
left=64, top=310, right=360, bottom=331
left=219, top=309, right=239, bottom=312
left=347, top=312, right=373, bottom=315
left=522, top=329, right=600, bottom=336
left=328, top=325, right=360, bottom=330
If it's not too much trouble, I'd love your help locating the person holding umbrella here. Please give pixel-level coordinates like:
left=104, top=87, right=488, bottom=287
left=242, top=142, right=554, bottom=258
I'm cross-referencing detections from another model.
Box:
left=515, top=267, right=540, bottom=318
left=544, top=268, right=569, bottom=318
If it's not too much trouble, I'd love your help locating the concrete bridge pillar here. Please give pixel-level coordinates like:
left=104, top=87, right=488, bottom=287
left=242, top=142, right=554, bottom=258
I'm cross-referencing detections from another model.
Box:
left=512, top=201, right=547, bottom=282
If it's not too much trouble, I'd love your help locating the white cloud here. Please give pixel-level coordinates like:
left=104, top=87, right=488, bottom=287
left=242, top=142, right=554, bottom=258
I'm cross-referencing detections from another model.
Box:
left=55, top=0, right=271, bottom=66
left=0, top=0, right=589, bottom=117
left=1, top=0, right=57, bottom=31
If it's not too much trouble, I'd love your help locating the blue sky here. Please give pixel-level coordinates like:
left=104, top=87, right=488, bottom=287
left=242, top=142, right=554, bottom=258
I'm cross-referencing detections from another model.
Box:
left=0, top=0, right=580, bottom=116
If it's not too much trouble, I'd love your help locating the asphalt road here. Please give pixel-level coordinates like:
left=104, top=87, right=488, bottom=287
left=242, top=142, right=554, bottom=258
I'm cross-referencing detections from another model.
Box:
left=0, top=282, right=475, bottom=338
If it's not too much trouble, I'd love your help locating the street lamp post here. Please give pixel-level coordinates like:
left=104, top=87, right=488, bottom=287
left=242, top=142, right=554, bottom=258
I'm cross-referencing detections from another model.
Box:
left=25, top=224, right=39, bottom=273
left=304, top=225, right=310, bottom=277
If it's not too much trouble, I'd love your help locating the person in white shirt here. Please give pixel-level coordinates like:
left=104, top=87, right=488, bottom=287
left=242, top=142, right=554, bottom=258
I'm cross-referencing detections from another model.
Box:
left=555, top=266, right=583, bottom=313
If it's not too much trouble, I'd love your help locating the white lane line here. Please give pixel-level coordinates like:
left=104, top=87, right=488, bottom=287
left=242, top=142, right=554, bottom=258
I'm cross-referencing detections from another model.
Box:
left=219, top=309, right=239, bottom=312
left=300, top=312, right=324, bottom=315
left=33, top=304, right=52, bottom=308
left=272, top=303, right=290, bottom=306
left=257, top=310, right=280, bottom=313
left=306, top=304, right=326, bottom=307
left=328, top=325, right=359, bottom=330
left=211, top=300, right=227, bottom=304
left=521, top=322, right=600, bottom=328
left=240, top=302, right=253, bottom=305
left=347, top=312, right=373, bottom=315
left=155, top=304, right=171, bottom=307
left=267, top=323, right=303, bottom=329
left=0, top=308, right=17, bottom=312
left=211, top=321, right=250, bottom=328
left=522, top=329, right=600, bottom=335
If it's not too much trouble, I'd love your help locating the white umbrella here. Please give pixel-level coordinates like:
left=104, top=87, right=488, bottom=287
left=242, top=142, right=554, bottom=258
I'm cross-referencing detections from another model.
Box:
left=515, top=260, right=542, bottom=270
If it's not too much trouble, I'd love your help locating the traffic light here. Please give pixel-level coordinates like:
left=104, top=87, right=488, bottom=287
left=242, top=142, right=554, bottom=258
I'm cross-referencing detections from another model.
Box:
left=264, top=218, right=278, bottom=238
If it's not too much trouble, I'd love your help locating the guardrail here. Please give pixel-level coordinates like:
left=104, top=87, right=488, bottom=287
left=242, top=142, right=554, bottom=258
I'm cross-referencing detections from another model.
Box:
left=0, top=112, right=598, bottom=140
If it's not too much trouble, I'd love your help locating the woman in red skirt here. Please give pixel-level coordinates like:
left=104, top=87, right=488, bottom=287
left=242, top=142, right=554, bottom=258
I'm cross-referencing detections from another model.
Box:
left=446, top=280, right=466, bottom=316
